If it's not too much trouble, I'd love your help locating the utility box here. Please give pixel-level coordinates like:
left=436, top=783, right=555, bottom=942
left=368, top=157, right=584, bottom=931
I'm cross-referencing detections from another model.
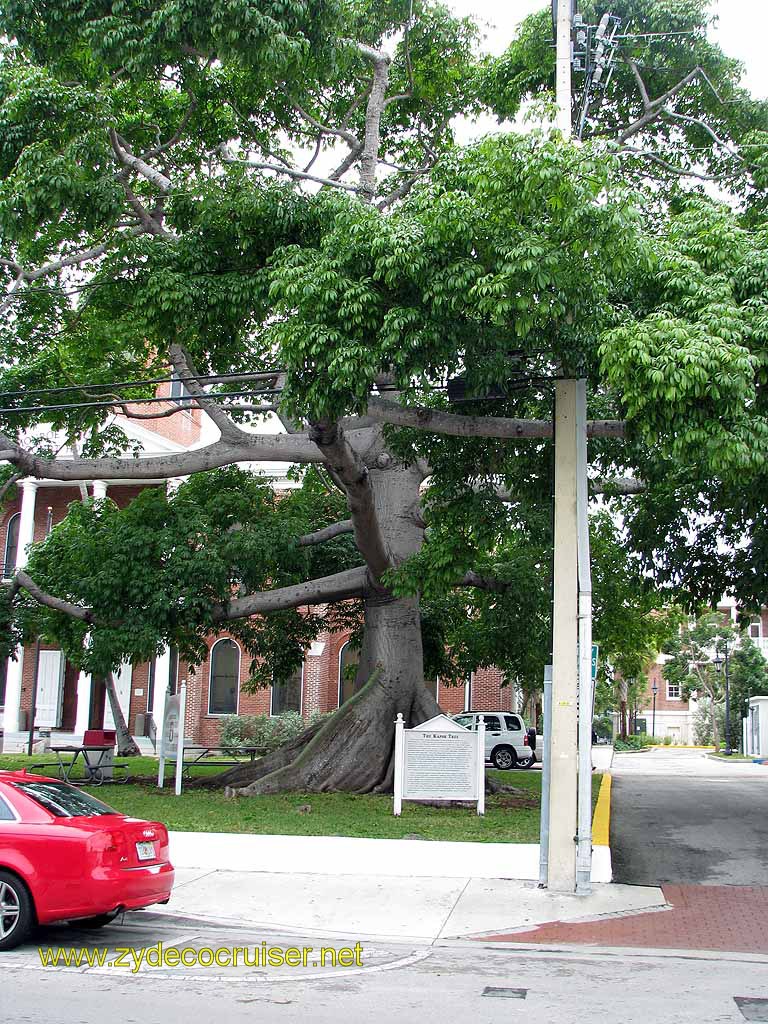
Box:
left=745, top=697, right=768, bottom=759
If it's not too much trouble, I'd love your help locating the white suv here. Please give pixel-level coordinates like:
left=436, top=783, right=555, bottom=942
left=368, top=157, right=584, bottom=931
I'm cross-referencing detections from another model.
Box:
left=452, top=711, right=537, bottom=770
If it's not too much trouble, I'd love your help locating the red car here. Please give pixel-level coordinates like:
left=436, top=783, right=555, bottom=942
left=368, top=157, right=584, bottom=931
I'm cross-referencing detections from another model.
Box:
left=0, top=769, right=174, bottom=950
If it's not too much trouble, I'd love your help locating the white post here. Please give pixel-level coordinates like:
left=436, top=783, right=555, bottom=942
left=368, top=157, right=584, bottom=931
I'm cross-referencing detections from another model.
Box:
left=152, top=646, right=171, bottom=728
left=476, top=714, right=486, bottom=816
left=157, top=687, right=170, bottom=789
left=3, top=480, right=38, bottom=737
left=174, top=681, right=187, bottom=796
left=555, top=0, right=573, bottom=138
left=548, top=380, right=579, bottom=892
left=92, top=480, right=108, bottom=500
left=575, top=379, right=593, bottom=893
left=393, top=713, right=404, bottom=816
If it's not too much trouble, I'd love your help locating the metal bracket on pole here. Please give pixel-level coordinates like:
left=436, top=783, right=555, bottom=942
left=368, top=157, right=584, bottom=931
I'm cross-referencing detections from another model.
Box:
left=575, top=379, right=593, bottom=894
left=538, top=665, right=553, bottom=887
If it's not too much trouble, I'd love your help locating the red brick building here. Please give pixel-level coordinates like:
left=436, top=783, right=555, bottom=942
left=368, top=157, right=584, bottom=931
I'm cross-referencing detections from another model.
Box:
left=0, top=393, right=510, bottom=748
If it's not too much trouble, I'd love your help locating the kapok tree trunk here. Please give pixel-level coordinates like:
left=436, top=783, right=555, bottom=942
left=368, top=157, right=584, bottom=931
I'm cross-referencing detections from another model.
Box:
left=227, top=594, right=439, bottom=795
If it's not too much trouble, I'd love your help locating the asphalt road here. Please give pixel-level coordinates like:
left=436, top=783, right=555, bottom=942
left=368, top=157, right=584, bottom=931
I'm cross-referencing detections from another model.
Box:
left=2, top=912, right=768, bottom=1024
left=610, top=749, right=768, bottom=886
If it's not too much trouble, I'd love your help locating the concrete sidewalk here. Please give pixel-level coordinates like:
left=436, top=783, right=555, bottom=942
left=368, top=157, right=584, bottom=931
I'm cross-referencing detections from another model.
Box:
left=163, top=865, right=666, bottom=944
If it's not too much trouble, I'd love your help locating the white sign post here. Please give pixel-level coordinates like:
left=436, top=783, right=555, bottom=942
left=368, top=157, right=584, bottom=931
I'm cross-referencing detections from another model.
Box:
left=393, top=713, right=485, bottom=816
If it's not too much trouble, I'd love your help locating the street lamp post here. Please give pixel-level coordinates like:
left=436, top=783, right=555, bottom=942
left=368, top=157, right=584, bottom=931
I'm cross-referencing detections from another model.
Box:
left=713, top=640, right=732, bottom=756
left=652, top=682, right=658, bottom=739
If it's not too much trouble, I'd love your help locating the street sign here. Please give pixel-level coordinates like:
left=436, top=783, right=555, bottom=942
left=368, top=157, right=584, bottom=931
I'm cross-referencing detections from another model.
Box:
left=591, top=643, right=599, bottom=681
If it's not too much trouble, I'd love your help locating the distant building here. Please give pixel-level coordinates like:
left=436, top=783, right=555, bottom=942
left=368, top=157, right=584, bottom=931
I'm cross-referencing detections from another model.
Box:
left=631, top=598, right=768, bottom=744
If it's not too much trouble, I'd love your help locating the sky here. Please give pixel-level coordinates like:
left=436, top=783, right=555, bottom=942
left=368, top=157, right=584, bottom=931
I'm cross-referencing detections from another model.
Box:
left=447, top=0, right=768, bottom=98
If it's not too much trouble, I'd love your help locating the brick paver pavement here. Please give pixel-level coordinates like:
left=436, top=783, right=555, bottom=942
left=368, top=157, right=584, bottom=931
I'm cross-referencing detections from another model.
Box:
left=481, top=885, right=768, bottom=954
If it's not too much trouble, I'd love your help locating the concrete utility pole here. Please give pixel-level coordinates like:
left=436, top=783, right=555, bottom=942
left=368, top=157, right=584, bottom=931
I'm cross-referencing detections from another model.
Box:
left=544, top=0, right=593, bottom=894
left=555, top=0, right=573, bottom=137
left=547, top=381, right=579, bottom=892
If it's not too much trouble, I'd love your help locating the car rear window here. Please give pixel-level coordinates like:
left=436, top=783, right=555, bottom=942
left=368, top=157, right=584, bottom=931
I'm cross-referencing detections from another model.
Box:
left=12, top=781, right=117, bottom=818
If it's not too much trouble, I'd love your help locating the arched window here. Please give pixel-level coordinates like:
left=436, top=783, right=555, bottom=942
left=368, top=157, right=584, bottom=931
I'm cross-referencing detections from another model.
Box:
left=208, top=639, right=240, bottom=715
left=271, top=666, right=303, bottom=715
left=338, top=642, right=361, bottom=706
left=3, top=513, right=20, bottom=578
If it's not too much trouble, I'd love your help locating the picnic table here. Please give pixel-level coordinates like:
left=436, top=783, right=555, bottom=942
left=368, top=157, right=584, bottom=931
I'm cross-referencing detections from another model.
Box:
left=33, top=744, right=131, bottom=786
left=168, top=745, right=265, bottom=778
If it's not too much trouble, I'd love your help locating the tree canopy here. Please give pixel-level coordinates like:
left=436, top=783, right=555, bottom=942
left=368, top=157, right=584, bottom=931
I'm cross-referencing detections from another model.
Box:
left=1, top=0, right=767, bottom=790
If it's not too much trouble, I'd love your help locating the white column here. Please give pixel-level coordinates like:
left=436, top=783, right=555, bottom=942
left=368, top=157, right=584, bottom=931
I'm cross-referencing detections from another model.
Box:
left=547, top=381, right=579, bottom=892
left=3, top=480, right=38, bottom=736
left=74, top=670, right=92, bottom=737
left=92, top=480, right=108, bottom=500
left=152, top=646, right=172, bottom=731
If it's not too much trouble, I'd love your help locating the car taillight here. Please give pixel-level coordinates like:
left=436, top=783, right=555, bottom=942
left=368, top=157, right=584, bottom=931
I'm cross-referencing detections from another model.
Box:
left=524, top=734, right=530, bottom=747
left=90, top=830, right=129, bottom=862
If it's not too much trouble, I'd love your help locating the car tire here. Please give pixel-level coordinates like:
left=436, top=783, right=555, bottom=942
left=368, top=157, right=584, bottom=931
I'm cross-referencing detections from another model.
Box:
left=0, top=870, right=35, bottom=951
left=491, top=745, right=517, bottom=770
left=515, top=755, right=536, bottom=769
left=69, top=911, right=120, bottom=929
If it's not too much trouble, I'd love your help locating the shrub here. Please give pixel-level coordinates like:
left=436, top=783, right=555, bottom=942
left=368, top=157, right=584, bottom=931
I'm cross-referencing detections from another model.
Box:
left=219, top=711, right=332, bottom=753
left=615, top=733, right=651, bottom=751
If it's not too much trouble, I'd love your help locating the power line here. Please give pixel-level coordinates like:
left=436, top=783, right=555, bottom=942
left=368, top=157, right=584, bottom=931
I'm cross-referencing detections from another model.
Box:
left=0, top=388, right=282, bottom=417
left=0, top=374, right=560, bottom=419
left=0, top=369, right=286, bottom=403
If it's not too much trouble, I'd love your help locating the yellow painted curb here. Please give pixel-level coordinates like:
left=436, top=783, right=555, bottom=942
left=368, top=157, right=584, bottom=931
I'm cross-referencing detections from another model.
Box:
left=592, top=772, right=611, bottom=847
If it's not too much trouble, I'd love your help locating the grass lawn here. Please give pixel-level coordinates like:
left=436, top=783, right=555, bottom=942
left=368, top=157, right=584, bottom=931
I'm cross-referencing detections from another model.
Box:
left=709, top=750, right=755, bottom=760
left=0, top=753, right=603, bottom=844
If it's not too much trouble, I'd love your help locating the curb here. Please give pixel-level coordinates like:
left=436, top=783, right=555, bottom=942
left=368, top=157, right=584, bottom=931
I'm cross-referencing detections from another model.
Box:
left=592, top=772, right=611, bottom=847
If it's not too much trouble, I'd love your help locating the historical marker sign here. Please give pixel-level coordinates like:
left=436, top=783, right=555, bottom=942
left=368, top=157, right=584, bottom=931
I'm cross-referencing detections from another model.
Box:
left=394, top=713, right=485, bottom=816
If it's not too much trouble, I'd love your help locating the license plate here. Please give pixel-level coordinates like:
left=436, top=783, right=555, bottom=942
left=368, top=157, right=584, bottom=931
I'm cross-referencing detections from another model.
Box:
left=136, top=841, right=156, bottom=861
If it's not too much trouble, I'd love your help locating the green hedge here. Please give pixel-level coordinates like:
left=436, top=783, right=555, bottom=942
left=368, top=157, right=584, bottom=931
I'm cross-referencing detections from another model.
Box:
left=218, top=711, right=331, bottom=753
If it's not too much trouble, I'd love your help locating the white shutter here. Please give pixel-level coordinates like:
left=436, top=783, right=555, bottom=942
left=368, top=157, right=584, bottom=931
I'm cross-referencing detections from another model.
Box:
left=35, top=651, right=65, bottom=728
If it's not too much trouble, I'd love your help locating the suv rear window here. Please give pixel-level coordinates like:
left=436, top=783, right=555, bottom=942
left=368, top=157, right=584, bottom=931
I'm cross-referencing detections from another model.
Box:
left=12, top=781, right=117, bottom=818
left=504, top=715, right=522, bottom=731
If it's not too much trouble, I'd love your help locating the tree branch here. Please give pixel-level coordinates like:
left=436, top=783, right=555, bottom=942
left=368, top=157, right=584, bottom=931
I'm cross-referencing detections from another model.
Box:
left=15, top=570, right=95, bottom=623
left=108, top=129, right=173, bottom=193
left=457, top=570, right=509, bottom=593
left=297, top=520, right=354, bottom=547
left=168, top=342, right=245, bottom=442
left=217, top=566, right=369, bottom=620
left=348, top=41, right=391, bottom=200
left=366, top=397, right=626, bottom=439
left=0, top=433, right=326, bottom=482
left=617, top=67, right=705, bottom=144
left=615, top=146, right=718, bottom=181
left=308, top=420, right=391, bottom=577
left=0, top=470, right=22, bottom=504
left=590, top=476, right=646, bottom=495
left=219, top=147, right=362, bottom=192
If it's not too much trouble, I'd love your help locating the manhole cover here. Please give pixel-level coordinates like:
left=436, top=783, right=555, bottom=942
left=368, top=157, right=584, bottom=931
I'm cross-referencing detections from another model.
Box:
left=482, top=987, right=527, bottom=999
left=735, top=997, right=768, bottom=1021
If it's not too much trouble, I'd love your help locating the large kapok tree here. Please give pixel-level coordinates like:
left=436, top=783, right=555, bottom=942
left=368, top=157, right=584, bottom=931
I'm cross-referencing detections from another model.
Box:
left=1, top=0, right=767, bottom=793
